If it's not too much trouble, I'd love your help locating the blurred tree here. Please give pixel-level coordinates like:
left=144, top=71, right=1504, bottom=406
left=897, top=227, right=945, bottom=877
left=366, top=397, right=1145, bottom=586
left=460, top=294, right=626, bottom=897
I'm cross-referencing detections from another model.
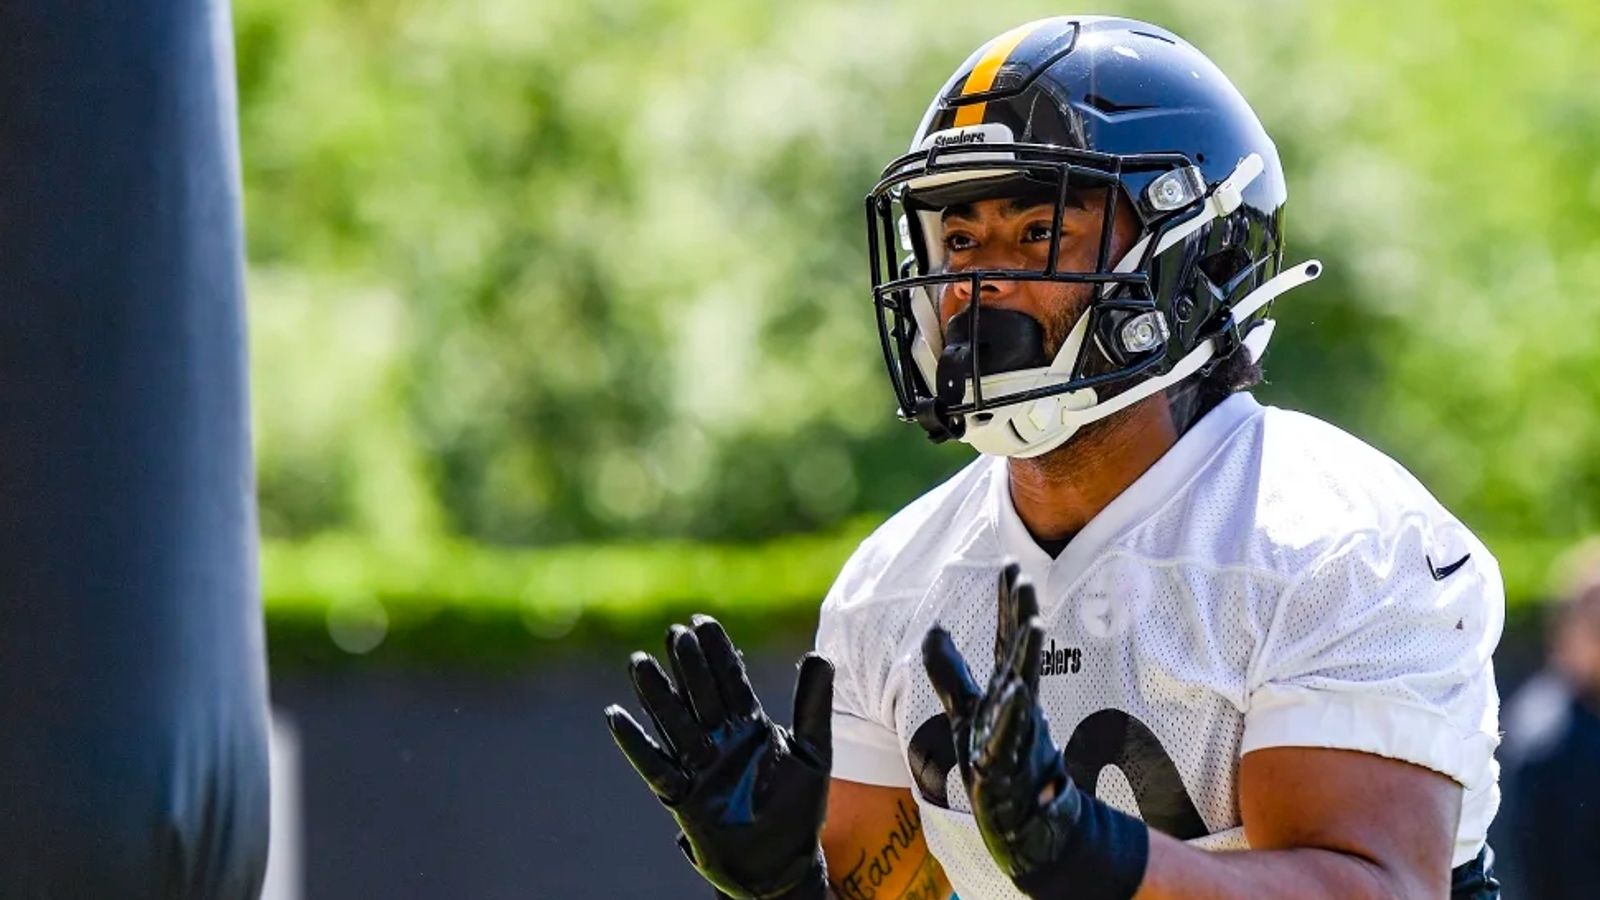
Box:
left=235, top=0, right=1600, bottom=550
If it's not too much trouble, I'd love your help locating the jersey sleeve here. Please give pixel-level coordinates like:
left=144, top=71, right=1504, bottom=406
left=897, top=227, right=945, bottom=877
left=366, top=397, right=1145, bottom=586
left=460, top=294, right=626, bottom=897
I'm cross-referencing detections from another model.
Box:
left=1242, top=518, right=1503, bottom=792
left=814, top=571, right=914, bottom=788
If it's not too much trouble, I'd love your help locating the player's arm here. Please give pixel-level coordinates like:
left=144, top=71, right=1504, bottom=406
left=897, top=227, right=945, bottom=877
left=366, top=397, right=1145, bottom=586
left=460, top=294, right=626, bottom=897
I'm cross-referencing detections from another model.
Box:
left=821, top=780, right=952, bottom=900
left=1132, top=746, right=1460, bottom=899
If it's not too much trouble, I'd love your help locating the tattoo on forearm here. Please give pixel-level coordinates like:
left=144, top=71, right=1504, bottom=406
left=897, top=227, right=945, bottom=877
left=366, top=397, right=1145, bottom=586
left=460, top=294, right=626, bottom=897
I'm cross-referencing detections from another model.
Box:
left=896, top=852, right=942, bottom=900
left=832, top=799, right=942, bottom=900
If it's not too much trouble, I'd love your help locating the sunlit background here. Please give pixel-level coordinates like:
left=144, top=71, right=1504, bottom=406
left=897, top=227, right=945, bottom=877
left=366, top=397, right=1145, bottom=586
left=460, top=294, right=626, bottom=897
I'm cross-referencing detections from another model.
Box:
left=241, top=0, right=1600, bottom=896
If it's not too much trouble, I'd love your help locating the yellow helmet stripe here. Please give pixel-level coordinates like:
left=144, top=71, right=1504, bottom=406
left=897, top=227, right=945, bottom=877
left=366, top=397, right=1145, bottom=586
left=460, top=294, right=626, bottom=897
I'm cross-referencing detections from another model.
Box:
left=952, top=20, right=1047, bottom=127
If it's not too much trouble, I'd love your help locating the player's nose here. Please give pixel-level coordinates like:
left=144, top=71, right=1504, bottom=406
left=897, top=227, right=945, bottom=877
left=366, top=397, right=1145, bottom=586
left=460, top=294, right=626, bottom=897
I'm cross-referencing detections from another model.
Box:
left=941, top=276, right=1024, bottom=330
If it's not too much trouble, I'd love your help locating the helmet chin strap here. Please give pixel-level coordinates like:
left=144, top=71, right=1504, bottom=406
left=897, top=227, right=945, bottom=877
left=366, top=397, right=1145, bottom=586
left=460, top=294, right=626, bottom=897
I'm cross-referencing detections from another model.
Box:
left=963, top=258, right=1322, bottom=458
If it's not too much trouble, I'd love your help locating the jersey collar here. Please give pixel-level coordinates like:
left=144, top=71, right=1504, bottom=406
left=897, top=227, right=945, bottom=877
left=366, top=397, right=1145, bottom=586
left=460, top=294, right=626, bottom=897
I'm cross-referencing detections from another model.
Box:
left=989, top=392, right=1264, bottom=585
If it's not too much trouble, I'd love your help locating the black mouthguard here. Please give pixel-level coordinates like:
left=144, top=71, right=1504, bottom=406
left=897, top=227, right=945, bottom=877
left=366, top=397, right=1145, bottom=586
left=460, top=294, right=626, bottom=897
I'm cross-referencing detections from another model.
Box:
left=937, top=307, right=1052, bottom=406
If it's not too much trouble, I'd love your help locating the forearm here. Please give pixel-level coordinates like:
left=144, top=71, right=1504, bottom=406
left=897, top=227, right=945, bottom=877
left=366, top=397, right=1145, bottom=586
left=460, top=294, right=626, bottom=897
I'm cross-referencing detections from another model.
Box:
left=821, top=786, right=953, bottom=900
left=827, top=848, right=947, bottom=900
left=1132, top=829, right=1426, bottom=900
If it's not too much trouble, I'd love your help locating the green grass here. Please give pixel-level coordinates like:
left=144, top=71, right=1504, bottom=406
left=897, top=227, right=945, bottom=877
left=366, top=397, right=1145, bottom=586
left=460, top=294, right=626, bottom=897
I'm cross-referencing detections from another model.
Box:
left=262, top=522, right=1567, bottom=669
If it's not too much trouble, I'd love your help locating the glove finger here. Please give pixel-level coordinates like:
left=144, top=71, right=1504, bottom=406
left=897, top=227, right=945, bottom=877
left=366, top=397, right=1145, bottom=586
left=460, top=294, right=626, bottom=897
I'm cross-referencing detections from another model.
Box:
left=1011, top=614, right=1046, bottom=697
left=1014, top=577, right=1040, bottom=630
left=668, top=625, right=728, bottom=730
left=791, top=652, right=835, bottom=767
left=923, top=624, right=982, bottom=790
left=924, top=625, right=983, bottom=716
left=994, top=561, right=1022, bottom=673
left=604, top=704, right=692, bottom=802
left=692, top=614, right=761, bottom=719
left=973, top=679, right=1031, bottom=776
left=996, top=618, right=1045, bottom=751
left=629, top=651, right=705, bottom=760
left=924, top=624, right=988, bottom=782
left=975, top=682, right=1047, bottom=832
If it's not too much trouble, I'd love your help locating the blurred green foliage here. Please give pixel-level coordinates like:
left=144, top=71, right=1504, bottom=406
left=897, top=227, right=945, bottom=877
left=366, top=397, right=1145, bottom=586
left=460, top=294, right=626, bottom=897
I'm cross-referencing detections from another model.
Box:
left=262, top=519, right=875, bottom=667
left=235, top=0, right=1600, bottom=657
left=259, top=528, right=1565, bottom=668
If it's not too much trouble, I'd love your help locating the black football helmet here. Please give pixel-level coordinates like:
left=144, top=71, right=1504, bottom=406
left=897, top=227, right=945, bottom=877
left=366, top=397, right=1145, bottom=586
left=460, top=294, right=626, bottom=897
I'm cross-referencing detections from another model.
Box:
left=866, top=16, right=1321, bottom=457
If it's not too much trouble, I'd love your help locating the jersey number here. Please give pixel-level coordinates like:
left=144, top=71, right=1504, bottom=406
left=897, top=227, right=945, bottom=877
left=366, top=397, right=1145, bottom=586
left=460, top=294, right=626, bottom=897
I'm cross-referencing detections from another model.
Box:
left=906, top=709, right=1208, bottom=840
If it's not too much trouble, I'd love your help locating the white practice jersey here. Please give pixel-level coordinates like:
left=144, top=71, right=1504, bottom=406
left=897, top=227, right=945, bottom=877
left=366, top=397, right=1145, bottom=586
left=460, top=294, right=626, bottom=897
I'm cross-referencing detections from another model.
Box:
left=815, top=393, right=1502, bottom=899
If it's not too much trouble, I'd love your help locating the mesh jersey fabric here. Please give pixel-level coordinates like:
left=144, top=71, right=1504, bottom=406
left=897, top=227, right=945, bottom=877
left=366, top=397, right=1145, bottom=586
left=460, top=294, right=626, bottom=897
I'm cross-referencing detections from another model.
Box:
left=815, top=393, right=1502, bottom=899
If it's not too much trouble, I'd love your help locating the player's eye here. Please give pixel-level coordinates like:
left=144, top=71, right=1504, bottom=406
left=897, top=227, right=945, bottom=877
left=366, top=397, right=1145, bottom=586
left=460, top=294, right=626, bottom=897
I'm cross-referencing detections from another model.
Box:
left=1022, top=221, right=1057, bottom=243
left=943, top=231, right=977, bottom=253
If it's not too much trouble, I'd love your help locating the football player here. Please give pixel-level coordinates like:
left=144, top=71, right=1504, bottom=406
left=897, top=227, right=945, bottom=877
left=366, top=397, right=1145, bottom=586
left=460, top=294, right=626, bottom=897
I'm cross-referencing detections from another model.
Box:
left=605, top=16, right=1502, bottom=900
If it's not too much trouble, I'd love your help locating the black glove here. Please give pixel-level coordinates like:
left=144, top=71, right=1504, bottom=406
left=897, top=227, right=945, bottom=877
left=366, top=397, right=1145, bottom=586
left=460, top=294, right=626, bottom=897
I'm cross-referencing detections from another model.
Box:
left=922, top=564, right=1149, bottom=900
left=605, top=615, right=834, bottom=900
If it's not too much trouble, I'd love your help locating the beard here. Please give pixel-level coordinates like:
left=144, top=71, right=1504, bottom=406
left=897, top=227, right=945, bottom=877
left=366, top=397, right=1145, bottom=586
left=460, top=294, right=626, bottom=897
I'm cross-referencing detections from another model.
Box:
left=1040, top=283, right=1098, bottom=373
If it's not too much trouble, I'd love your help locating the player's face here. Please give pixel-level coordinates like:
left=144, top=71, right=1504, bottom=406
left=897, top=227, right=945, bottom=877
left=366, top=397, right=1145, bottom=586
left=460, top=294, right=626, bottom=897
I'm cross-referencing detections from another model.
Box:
left=936, top=188, right=1140, bottom=357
